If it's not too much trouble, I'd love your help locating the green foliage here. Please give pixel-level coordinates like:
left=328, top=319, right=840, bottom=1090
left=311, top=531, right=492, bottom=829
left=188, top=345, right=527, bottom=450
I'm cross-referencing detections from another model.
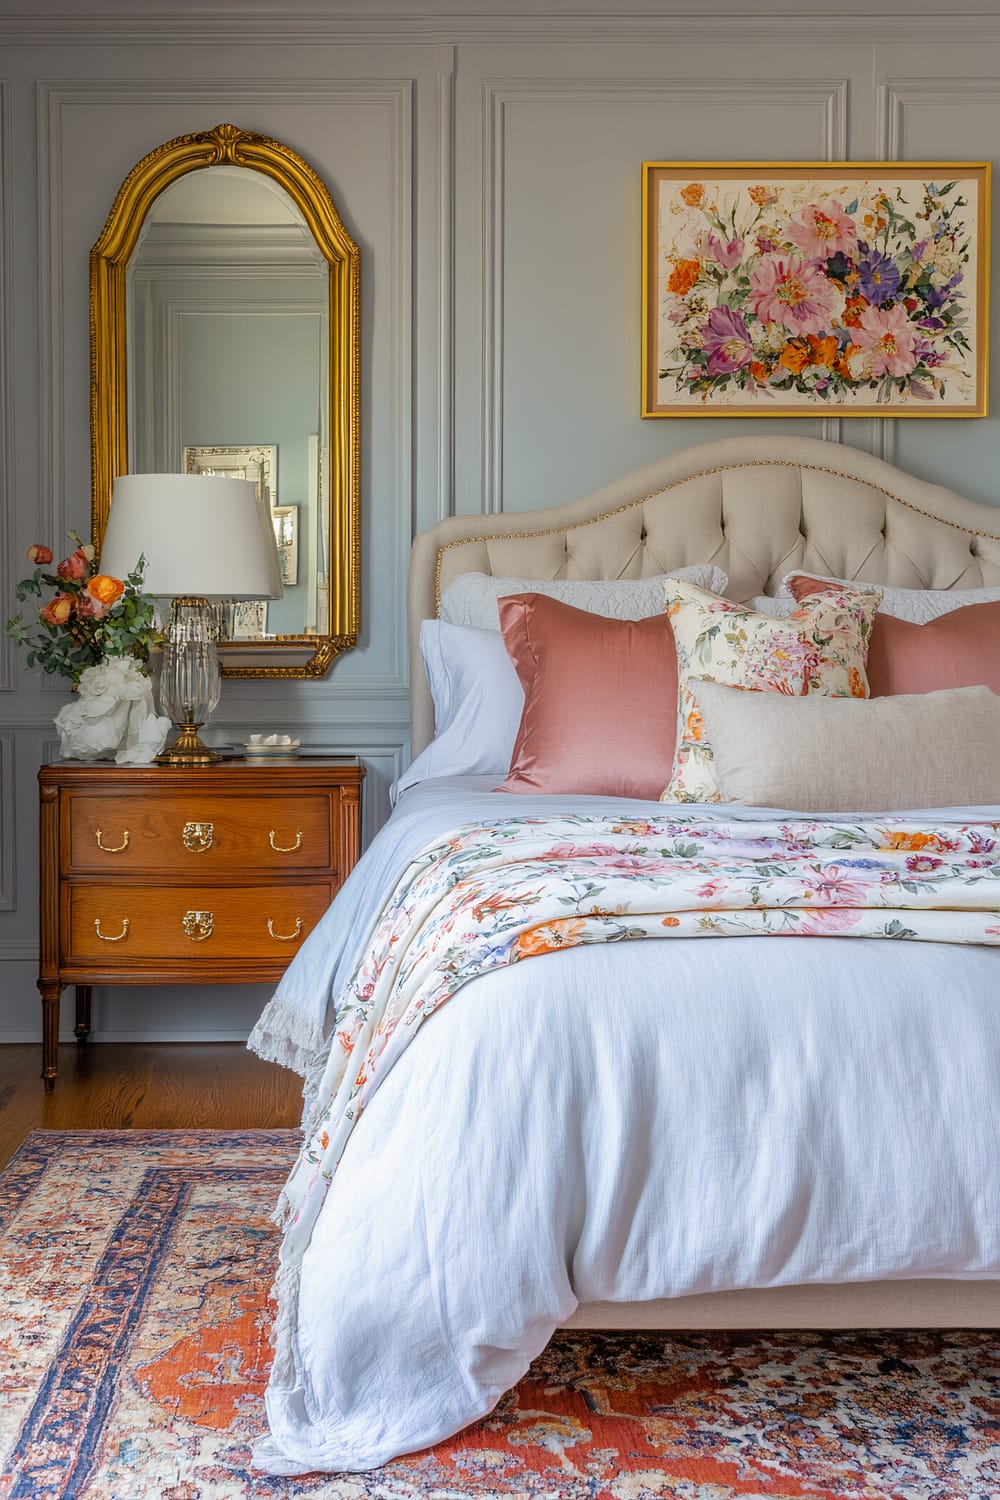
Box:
left=6, top=532, right=163, bottom=684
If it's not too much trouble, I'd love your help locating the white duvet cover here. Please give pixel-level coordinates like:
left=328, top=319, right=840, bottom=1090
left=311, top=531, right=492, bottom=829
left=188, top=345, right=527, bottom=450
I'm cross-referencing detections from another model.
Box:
left=249, top=779, right=1000, bottom=1475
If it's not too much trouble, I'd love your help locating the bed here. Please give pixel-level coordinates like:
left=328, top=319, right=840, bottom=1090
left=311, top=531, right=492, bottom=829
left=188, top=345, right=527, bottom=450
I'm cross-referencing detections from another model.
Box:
left=248, top=432, right=1000, bottom=1475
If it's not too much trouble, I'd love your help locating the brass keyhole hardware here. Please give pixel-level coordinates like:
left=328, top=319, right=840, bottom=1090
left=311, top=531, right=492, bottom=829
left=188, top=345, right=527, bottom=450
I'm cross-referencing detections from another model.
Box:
left=182, top=821, right=214, bottom=852
left=94, top=918, right=129, bottom=942
left=182, top=910, right=214, bottom=942
left=267, top=917, right=303, bottom=942
left=269, top=829, right=304, bottom=853
left=95, top=829, right=129, bottom=853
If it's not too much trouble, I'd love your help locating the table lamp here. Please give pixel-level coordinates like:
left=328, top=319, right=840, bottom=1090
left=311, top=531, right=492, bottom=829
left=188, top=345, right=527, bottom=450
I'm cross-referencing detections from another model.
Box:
left=98, top=473, right=282, bottom=764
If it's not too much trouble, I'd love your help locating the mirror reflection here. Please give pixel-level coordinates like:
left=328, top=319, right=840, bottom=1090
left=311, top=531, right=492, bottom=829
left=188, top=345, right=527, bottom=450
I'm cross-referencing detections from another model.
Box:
left=127, top=167, right=330, bottom=642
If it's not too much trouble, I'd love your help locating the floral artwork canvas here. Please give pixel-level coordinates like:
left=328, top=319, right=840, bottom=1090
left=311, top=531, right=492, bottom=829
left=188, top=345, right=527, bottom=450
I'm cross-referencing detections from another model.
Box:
left=642, top=162, right=989, bottom=417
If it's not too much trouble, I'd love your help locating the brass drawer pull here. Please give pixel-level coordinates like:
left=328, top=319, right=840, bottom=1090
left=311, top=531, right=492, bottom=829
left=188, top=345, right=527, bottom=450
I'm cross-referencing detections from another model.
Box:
left=267, top=917, right=303, bottom=942
left=269, top=829, right=303, bottom=853
left=94, top=917, right=129, bottom=942
left=182, top=821, right=214, bottom=853
left=182, top=910, right=214, bottom=941
left=95, top=829, right=129, bottom=853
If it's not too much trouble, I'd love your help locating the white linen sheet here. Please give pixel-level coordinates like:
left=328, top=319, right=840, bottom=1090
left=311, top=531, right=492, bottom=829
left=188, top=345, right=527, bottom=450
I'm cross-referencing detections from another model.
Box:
left=250, top=779, right=1000, bottom=1475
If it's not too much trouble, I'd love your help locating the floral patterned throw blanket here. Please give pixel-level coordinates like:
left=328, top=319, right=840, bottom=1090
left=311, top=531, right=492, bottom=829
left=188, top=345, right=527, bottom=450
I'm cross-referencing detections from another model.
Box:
left=275, top=812, right=1000, bottom=1257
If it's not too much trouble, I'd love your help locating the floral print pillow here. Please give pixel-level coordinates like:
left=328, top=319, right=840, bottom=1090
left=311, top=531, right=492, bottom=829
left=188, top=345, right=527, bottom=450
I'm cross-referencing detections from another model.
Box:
left=660, top=577, right=880, bottom=803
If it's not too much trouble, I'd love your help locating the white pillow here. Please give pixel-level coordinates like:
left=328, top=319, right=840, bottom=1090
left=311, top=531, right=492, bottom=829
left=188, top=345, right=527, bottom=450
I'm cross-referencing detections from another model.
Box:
left=440, top=565, right=728, bottom=631
left=751, top=571, right=1000, bottom=624
left=392, top=620, right=523, bottom=800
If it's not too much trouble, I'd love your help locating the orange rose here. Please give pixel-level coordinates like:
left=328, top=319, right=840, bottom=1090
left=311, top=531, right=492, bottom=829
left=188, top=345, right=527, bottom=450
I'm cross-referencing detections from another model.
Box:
left=807, top=334, right=839, bottom=369
left=680, top=183, right=704, bottom=206
left=667, top=258, right=701, bottom=296
left=87, top=574, right=125, bottom=607
left=749, top=360, right=770, bottom=383
left=40, top=594, right=73, bottom=627
left=685, top=702, right=704, bottom=742
left=661, top=916, right=680, bottom=927
left=849, top=666, right=865, bottom=699
left=779, top=341, right=811, bottom=375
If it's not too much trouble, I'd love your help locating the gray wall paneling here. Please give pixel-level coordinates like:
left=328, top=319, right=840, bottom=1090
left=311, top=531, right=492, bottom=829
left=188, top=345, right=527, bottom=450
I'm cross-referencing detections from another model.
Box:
left=1, top=18, right=999, bottom=1041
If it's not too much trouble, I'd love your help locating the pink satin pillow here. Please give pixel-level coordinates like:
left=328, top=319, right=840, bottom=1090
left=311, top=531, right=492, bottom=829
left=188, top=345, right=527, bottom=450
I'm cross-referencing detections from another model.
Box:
left=787, top=574, right=1000, bottom=696
left=495, top=593, right=679, bottom=798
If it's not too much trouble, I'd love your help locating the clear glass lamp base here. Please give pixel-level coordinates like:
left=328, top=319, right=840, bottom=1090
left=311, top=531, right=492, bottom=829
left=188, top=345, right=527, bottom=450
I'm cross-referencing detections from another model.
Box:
left=156, top=599, right=225, bottom=766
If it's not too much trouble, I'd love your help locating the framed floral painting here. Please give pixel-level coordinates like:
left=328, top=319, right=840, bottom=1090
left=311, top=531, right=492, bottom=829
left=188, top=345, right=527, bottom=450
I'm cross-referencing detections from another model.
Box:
left=642, top=162, right=990, bottom=417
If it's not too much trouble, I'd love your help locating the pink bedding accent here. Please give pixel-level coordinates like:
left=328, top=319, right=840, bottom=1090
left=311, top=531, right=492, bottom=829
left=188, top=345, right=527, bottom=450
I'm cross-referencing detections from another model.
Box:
left=495, top=593, right=678, bottom=798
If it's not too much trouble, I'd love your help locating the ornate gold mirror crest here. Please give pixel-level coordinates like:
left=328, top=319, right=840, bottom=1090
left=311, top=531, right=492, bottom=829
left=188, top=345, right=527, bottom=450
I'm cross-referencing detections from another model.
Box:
left=90, top=123, right=360, bottom=677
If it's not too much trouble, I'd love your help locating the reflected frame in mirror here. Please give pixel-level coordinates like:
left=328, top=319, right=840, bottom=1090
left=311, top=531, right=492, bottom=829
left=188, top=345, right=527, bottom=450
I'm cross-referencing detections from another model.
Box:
left=183, top=445, right=277, bottom=508
left=90, top=122, right=360, bottom=678
left=272, top=505, right=299, bottom=586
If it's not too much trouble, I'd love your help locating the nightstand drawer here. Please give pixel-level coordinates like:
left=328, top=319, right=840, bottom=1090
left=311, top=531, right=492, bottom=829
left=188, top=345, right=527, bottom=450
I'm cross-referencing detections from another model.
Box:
left=67, top=881, right=335, bottom=961
left=38, top=757, right=363, bottom=1087
left=67, top=793, right=334, bottom=874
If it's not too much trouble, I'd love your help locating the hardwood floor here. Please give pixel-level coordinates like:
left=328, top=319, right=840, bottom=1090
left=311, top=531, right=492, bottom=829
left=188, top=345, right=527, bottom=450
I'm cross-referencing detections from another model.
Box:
left=0, top=1041, right=303, bottom=1170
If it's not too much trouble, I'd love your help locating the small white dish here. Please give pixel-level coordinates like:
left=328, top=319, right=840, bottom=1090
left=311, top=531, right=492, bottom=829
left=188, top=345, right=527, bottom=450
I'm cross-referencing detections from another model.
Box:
left=243, top=734, right=301, bottom=757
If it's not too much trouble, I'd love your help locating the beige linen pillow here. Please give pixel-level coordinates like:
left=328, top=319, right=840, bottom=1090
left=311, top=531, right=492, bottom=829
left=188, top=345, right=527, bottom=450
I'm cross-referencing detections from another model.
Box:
left=689, top=680, right=1000, bottom=812
left=661, top=577, right=879, bottom=804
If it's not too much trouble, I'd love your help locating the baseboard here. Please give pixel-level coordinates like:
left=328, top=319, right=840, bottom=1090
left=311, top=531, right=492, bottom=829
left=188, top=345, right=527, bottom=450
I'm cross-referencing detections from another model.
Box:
left=0, top=1029, right=255, bottom=1044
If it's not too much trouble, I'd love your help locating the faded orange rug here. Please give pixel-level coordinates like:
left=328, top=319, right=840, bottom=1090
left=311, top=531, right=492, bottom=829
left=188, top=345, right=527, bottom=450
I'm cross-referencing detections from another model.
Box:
left=1, top=1129, right=997, bottom=1499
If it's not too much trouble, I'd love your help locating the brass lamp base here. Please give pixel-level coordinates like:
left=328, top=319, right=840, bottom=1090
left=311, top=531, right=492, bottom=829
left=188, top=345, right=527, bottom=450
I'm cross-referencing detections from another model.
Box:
left=156, top=721, right=222, bottom=766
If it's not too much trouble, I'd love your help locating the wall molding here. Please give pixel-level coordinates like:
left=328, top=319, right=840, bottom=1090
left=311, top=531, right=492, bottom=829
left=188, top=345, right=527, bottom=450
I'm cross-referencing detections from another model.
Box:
left=0, top=732, right=15, bottom=910
left=161, top=298, right=325, bottom=476
left=479, top=76, right=848, bottom=513
left=877, top=75, right=1000, bottom=161
left=0, top=943, right=38, bottom=962
left=6, top=8, right=1000, bottom=47
left=436, top=65, right=456, bottom=522
left=873, top=76, right=1000, bottom=471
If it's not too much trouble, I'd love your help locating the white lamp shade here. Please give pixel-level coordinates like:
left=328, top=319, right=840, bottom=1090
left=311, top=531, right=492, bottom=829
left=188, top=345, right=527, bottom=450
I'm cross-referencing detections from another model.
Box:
left=100, top=473, right=283, bottom=599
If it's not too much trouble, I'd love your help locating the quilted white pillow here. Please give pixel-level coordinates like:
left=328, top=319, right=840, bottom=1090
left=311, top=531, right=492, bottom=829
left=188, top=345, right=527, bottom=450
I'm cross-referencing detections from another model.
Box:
left=441, top=565, right=728, bottom=631
left=753, top=572, right=1000, bottom=624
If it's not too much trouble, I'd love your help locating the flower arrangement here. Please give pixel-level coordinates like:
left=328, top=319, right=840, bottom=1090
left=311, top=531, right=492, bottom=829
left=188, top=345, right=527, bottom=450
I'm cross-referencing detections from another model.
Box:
left=6, top=534, right=161, bottom=682
left=656, top=174, right=977, bottom=408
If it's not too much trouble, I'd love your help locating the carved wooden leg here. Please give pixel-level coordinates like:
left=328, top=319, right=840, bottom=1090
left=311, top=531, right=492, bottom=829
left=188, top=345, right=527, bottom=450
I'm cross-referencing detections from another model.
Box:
left=75, top=984, right=92, bottom=1044
left=38, top=981, right=63, bottom=1090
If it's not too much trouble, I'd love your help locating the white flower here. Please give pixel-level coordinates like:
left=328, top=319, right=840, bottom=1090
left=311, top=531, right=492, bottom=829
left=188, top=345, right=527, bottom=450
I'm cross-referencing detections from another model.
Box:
left=931, top=247, right=960, bottom=277
left=79, top=656, right=149, bottom=701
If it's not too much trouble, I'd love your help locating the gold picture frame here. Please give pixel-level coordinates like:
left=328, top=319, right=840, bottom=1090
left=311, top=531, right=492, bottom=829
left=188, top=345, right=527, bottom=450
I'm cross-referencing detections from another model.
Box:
left=642, top=161, right=990, bottom=417
left=90, top=122, right=360, bottom=678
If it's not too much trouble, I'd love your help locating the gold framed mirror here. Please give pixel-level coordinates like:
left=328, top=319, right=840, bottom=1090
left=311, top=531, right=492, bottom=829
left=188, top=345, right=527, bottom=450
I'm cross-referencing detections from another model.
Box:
left=90, top=122, right=360, bottom=677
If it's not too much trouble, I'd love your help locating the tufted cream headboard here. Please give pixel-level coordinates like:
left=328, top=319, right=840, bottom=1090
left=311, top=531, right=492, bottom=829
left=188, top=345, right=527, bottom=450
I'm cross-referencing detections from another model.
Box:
left=408, top=433, right=1000, bottom=755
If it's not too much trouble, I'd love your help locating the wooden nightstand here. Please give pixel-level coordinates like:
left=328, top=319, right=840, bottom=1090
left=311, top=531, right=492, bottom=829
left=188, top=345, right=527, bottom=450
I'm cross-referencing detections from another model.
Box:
left=37, top=757, right=365, bottom=1088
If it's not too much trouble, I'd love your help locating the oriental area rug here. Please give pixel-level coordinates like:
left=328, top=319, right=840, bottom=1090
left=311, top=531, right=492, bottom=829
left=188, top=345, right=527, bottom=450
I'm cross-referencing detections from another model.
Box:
left=1, top=1131, right=997, bottom=1500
